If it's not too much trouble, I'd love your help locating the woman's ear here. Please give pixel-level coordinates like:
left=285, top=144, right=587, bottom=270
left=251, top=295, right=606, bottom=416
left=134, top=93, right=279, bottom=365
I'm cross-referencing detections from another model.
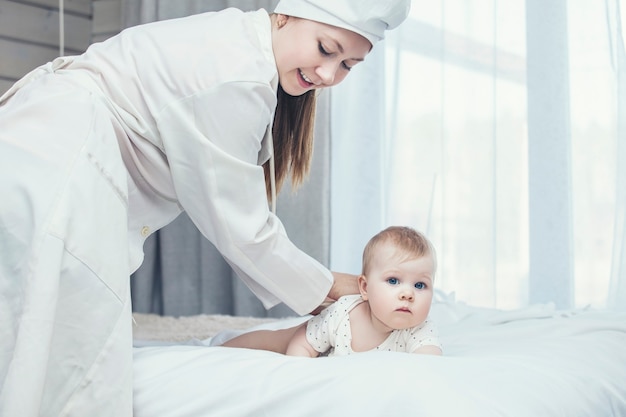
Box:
left=358, top=275, right=368, bottom=300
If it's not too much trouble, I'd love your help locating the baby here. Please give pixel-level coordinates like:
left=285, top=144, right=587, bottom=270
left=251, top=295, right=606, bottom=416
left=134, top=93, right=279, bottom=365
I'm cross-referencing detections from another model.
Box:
left=222, top=226, right=442, bottom=357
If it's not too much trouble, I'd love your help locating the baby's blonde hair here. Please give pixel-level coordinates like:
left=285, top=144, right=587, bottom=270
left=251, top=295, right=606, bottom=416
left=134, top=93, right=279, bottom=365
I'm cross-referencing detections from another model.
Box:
left=361, top=226, right=437, bottom=276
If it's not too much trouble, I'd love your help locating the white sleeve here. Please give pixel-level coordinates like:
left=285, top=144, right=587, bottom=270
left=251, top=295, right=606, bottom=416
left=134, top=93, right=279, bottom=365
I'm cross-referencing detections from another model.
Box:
left=157, top=81, right=332, bottom=315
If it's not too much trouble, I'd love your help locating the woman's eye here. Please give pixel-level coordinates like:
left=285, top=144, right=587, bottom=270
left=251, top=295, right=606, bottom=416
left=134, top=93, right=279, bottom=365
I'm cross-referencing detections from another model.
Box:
left=415, top=282, right=427, bottom=290
left=318, top=43, right=331, bottom=56
left=341, top=62, right=352, bottom=71
left=387, top=278, right=399, bottom=285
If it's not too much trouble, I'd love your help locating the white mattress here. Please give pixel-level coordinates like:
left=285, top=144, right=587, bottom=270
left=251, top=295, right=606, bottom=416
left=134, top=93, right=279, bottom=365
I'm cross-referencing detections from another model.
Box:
left=133, top=293, right=626, bottom=417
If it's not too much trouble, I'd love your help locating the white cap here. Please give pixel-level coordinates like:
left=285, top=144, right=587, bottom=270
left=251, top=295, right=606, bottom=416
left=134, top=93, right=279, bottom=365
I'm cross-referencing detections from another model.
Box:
left=273, top=0, right=411, bottom=45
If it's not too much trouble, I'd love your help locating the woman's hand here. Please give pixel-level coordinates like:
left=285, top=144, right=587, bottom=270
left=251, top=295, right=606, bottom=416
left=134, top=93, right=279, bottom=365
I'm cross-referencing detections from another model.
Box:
left=328, top=271, right=360, bottom=301
left=309, top=272, right=359, bottom=315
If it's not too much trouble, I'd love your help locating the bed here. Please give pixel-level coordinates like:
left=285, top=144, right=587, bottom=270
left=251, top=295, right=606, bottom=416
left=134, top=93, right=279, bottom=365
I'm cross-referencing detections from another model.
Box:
left=132, top=292, right=626, bottom=417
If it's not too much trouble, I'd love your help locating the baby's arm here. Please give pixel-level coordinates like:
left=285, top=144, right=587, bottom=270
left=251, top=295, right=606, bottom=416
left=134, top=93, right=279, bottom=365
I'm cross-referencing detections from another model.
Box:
left=285, top=322, right=320, bottom=358
left=408, top=319, right=442, bottom=355
left=412, top=345, right=442, bottom=355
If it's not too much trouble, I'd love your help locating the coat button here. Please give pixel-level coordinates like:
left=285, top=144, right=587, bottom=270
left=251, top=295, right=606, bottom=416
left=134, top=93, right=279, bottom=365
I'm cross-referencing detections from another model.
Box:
left=140, top=226, right=150, bottom=237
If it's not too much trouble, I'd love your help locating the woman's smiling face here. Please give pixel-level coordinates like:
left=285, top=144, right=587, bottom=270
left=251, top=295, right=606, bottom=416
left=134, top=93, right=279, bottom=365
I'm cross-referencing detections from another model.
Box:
left=271, top=15, right=372, bottom=96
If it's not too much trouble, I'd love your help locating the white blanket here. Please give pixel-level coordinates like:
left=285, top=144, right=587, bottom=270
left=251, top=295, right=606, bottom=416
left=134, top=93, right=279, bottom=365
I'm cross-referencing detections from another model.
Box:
left=133, top=294, right=626, bottom=417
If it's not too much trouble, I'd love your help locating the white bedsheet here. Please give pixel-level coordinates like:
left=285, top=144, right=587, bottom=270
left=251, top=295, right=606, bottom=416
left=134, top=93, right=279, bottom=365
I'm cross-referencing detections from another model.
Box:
left=133, top=295, right=626, bottom=417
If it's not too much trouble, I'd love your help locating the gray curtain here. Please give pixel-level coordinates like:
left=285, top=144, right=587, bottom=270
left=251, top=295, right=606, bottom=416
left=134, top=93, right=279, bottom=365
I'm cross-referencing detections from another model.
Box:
left=126, top=0, right=332, bottom=318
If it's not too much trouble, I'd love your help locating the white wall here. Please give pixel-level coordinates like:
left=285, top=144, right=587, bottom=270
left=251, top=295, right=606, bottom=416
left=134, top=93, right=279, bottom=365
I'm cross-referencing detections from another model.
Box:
left=0, top=0, right=121, bottom=95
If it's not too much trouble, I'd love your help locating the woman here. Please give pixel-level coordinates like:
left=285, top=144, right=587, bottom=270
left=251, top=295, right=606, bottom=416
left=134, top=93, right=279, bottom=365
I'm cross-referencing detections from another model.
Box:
left=0, top=0, right=410, bottom=415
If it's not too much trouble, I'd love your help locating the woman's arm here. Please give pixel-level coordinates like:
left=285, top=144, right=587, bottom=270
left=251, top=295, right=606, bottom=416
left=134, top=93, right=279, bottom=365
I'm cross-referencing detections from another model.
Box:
left=160, top=83, right=333, bottom=316
left=309, top=272, right=359, bottom=315
left=328, top=272, right=360, bottom=301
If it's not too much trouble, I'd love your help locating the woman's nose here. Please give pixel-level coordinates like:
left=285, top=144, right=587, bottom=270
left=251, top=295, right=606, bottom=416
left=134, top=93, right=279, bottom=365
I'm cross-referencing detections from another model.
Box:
left=316, top=62, right=338, bottom=85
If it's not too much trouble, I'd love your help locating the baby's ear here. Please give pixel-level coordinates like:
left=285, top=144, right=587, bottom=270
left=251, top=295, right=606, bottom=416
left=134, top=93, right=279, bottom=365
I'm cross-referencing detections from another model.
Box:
left=358, top=275, right=368, bottom=300
left=275, top=14, right=290, bottom=29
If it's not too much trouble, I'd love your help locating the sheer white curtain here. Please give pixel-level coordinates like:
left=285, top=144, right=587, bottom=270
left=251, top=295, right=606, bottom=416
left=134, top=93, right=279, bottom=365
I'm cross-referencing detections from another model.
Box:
left=331, top=0, right=626, bottom=310
left=329, top=44, right=388, bottom=274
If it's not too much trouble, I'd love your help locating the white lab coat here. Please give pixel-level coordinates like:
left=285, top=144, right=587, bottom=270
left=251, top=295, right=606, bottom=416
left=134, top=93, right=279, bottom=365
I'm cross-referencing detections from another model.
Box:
left=0, top=8, right=332, bottom=416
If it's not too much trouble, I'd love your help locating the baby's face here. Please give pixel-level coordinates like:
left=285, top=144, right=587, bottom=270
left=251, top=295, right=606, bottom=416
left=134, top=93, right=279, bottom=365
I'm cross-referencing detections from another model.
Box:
left=360, top=243, right=435, bottom=331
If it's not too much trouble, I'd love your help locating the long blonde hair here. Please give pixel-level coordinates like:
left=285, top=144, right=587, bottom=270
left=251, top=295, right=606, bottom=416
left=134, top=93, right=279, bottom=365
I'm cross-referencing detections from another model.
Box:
left=263, top=84, right=317, bottom=197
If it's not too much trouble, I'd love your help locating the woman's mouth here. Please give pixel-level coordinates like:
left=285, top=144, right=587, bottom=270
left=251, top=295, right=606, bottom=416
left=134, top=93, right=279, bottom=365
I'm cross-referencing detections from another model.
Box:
left=298, top=69, right=314, bottom=88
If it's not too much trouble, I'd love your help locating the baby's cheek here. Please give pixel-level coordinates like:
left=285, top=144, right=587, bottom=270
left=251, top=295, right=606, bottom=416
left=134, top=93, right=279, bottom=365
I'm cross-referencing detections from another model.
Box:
left=416, top=298, right=433, bottom=320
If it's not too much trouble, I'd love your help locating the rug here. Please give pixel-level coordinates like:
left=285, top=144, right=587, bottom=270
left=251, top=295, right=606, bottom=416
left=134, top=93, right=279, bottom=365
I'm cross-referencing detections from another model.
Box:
left=132, top=313, right=280, bottom=342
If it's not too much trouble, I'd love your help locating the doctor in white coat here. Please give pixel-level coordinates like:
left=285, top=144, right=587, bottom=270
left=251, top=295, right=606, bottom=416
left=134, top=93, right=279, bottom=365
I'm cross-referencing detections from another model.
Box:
left=0, top=0, right=410, bottom=415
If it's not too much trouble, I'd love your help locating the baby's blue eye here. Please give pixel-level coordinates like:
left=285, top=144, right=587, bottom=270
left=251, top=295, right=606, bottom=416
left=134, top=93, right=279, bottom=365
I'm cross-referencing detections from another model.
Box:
left=387, top=278, right=399, bottom=285
left=415, top=282, right=427, bottom=290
